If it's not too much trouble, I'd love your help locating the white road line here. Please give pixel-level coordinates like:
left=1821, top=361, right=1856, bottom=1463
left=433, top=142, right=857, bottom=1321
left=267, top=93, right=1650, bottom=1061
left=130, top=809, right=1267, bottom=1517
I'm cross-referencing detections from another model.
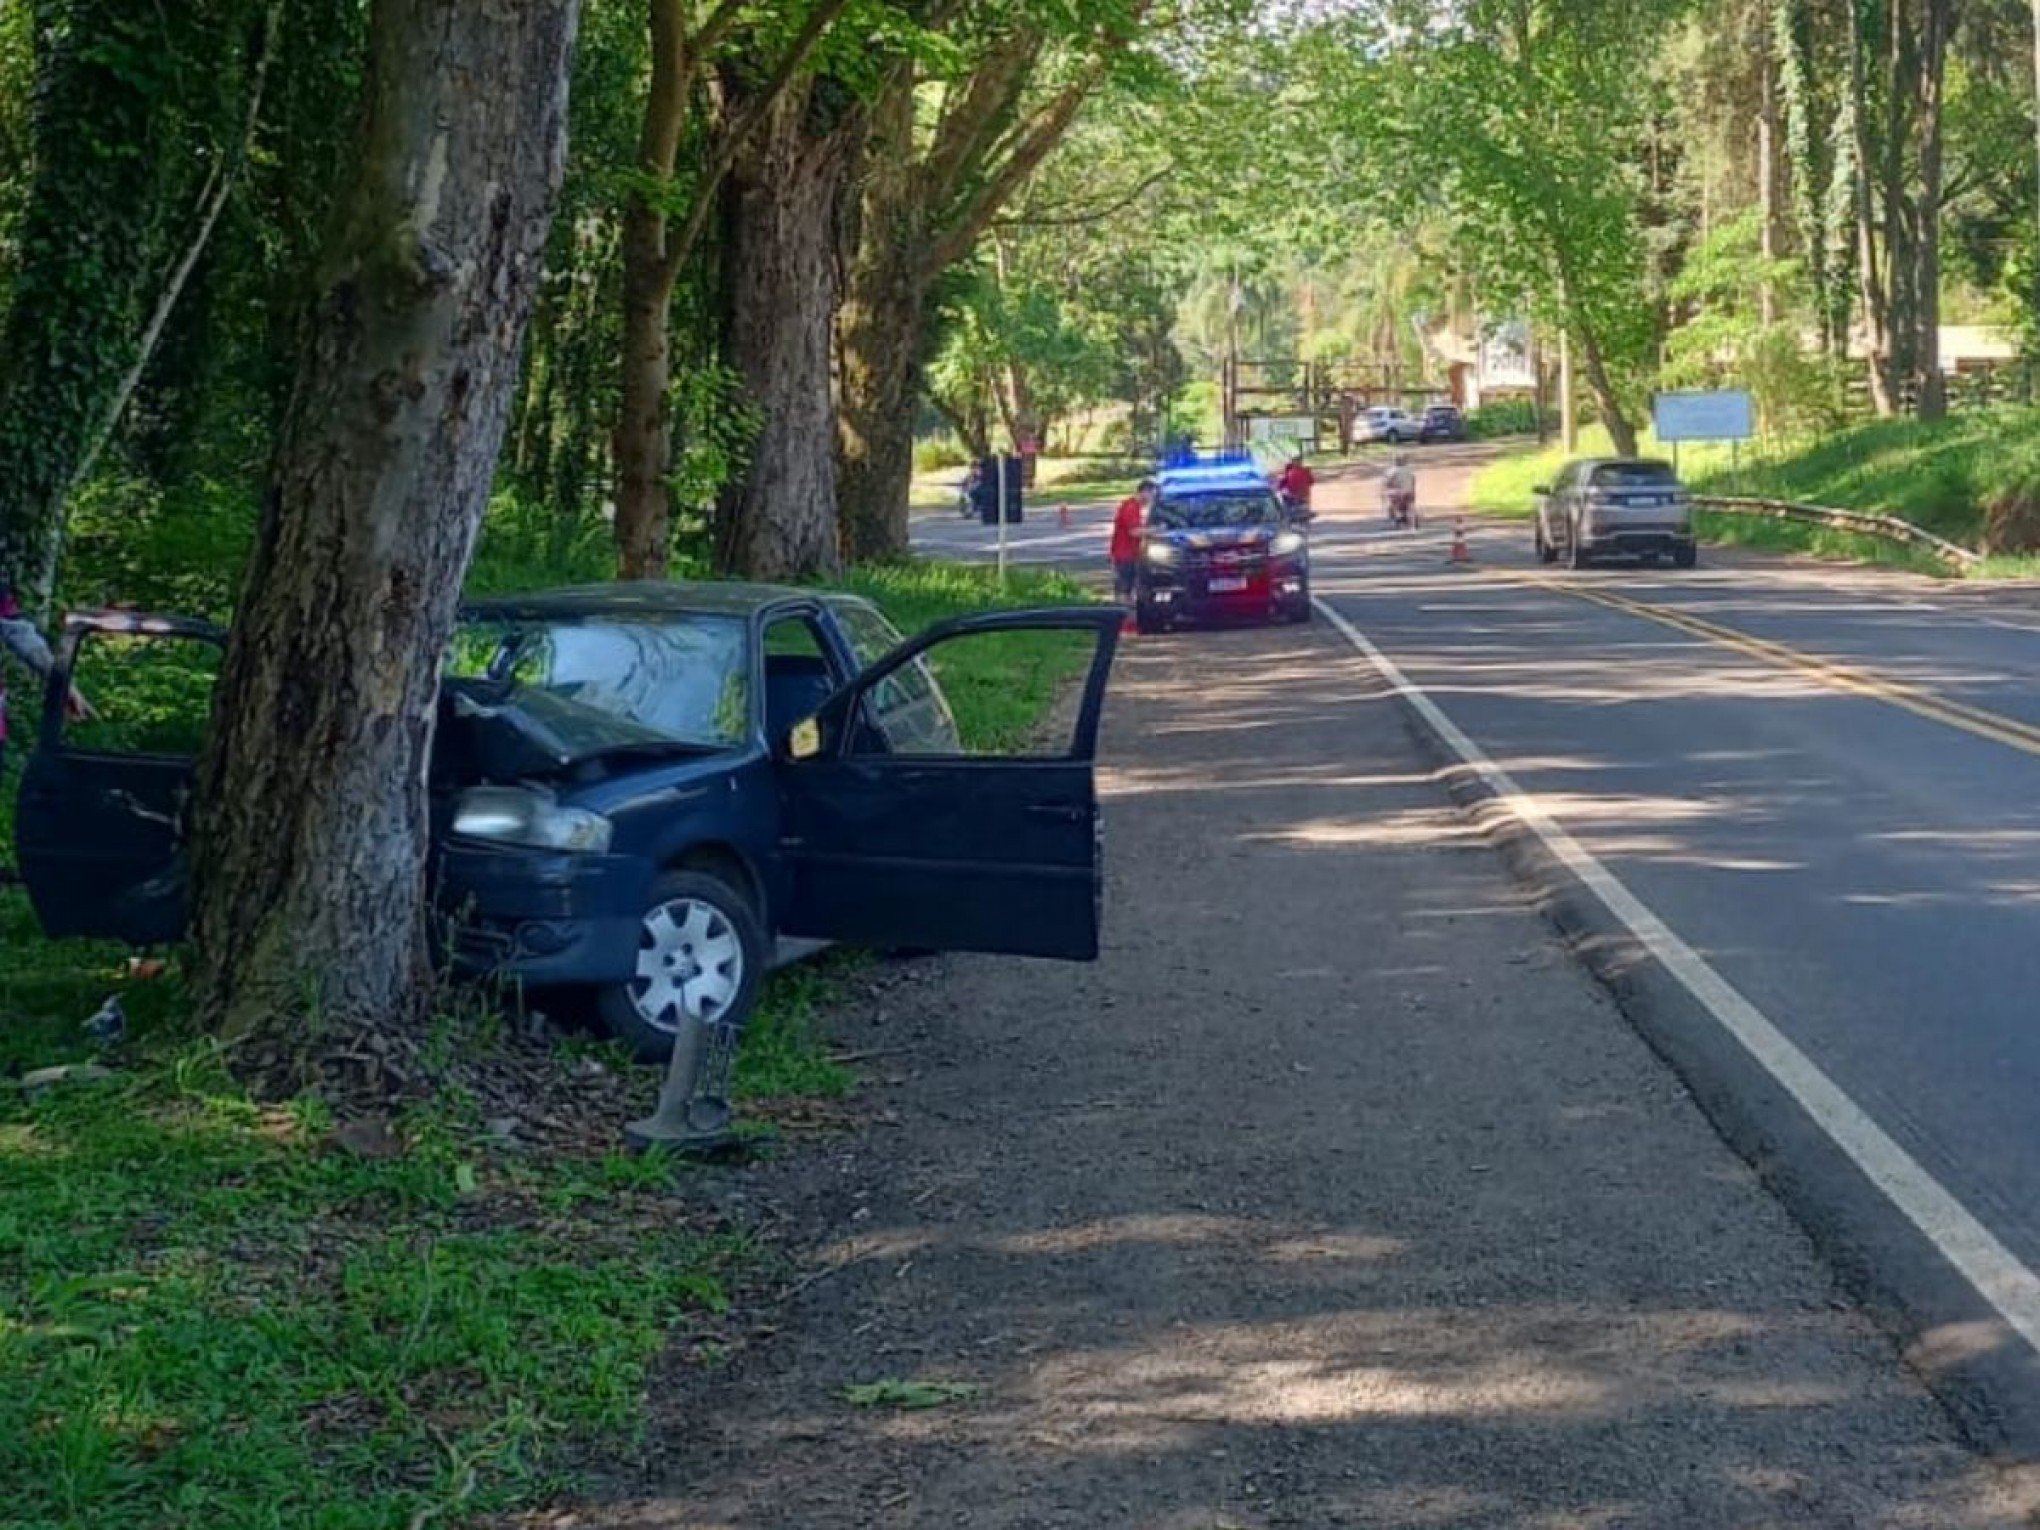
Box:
left=1312, top=593, right=2040, bottom=1357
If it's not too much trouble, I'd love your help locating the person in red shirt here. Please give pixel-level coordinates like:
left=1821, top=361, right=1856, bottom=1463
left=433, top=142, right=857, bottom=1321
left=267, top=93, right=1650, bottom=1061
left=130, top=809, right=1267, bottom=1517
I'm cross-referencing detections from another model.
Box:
left=1277, top=455, right=1315, bottom=513
left=1110, top=479, right=1158, bottom=599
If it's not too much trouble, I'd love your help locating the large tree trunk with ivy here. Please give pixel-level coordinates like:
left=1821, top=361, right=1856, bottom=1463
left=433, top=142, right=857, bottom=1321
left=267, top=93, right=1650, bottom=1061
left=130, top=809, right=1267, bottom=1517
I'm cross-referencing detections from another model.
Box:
left=715, top=86, right=852, bottom=580
left=189, top=0, right=578, bottom=1059
left=0, top=1, right=188, bottom=603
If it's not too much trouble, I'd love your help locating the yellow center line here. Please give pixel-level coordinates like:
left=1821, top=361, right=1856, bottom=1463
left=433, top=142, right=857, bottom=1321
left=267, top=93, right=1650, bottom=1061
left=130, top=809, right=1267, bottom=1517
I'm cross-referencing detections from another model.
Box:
left=1508, top=571, right=2040, bottom=761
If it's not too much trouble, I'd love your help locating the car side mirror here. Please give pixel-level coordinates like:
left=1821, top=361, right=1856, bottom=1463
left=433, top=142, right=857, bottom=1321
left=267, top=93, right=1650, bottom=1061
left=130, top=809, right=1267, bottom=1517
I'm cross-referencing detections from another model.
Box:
left=1532, top=484, right=1552, bottom=496
left=785, top=716, right=822, bottom=761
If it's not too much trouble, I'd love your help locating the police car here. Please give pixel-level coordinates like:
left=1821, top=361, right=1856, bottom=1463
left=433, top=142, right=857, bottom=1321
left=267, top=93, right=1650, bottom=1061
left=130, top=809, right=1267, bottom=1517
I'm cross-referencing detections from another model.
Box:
left=1133, top=457, right=1311, bottom=634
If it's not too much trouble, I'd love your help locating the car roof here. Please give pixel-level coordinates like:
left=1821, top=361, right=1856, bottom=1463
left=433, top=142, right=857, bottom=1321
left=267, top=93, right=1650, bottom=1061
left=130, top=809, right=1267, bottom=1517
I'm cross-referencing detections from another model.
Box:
left=1156, top=462, right=1271, bottom=496
left=463, top=579, right=827, bottom=623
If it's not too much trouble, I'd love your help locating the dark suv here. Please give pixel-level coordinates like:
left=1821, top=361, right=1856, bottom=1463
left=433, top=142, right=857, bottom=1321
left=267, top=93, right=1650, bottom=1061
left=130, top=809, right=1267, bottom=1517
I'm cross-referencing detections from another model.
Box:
left=1417, top=405, right=1466, bottom=443
left=13, top=585, right=1121, bottom=1058
left=1133, top=460, right=1311, bottom=633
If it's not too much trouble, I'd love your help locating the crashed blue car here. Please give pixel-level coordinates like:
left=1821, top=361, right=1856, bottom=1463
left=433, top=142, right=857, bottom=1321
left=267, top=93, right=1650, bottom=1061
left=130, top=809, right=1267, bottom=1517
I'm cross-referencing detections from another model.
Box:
left=13, top=584, right=1121, bottom=1057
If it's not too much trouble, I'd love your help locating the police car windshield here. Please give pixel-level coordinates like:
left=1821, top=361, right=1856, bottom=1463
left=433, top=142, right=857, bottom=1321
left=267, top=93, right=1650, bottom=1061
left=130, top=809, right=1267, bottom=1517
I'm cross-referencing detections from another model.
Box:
left=1152, top=492, right=1279, bottom=530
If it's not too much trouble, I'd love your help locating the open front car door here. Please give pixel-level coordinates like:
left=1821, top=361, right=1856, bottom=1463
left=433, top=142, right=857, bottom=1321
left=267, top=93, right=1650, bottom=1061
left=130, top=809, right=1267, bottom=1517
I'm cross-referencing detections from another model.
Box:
left=14, top=611, right=223, bottom=944
left=776, top=607, right=1122, bottom=960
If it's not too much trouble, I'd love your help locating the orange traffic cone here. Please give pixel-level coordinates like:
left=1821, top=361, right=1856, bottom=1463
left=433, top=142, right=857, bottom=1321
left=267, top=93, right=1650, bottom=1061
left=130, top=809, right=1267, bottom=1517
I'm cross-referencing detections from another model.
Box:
left=1058, top=502, right=1071, bottom=527
left=1448, top=516, right=1471, bottom=565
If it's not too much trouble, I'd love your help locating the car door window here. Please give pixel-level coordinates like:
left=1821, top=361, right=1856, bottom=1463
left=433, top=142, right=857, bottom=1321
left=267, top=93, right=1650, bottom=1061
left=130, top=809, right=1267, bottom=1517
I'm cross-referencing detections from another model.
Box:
left=853, top=627, right=1105, bottom=760
left=62, top=628, right=221, bottom=758
left=762, top=614, right=845, bottom=745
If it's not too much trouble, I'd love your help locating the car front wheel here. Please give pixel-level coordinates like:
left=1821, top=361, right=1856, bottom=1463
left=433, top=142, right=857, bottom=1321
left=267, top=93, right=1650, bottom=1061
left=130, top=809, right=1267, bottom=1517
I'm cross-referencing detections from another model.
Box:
left=1673, top=542, right=1698, bottom=569
left=1535, top=522, right=1557, bottom=564
left=599, top=869, right=767, bottom=1063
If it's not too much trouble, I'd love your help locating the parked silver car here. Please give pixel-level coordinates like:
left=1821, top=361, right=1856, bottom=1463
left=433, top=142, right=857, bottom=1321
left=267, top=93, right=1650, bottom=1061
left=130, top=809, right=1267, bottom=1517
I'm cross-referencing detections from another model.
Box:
left=1534, top=457, right=1697, bottom=569
left=1359, top=406, right=1423, bottom=444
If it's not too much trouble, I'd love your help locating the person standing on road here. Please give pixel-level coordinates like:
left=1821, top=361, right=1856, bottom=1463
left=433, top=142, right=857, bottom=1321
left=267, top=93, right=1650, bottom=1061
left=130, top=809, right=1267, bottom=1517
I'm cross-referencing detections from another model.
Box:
left=1382, top=452, right=1417, bottom=527
left=1111, top=479, right=1159, bottom=601
left=1277, top=455, right=1315, bottom=515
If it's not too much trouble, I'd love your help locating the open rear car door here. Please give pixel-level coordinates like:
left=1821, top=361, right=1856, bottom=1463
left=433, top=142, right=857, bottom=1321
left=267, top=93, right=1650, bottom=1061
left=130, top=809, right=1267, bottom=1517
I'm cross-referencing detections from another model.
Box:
left=775, top=608, right=1122, bottom=960
left=14, top=611, right=223, bottom=944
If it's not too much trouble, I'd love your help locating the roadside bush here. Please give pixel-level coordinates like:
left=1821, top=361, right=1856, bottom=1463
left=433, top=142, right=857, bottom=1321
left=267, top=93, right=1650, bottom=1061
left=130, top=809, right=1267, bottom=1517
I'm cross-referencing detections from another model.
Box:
left=1977, top=428, right=2040, bottom=554
left=913, top=435, right=973, bottom=473
left=1464, top=399, right=1546, bottom=439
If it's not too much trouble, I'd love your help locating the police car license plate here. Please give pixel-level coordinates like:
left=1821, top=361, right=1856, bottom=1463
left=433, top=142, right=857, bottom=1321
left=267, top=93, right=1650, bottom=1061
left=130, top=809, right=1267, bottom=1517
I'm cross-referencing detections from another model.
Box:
left=1209, top=576, right=1247, bottom=593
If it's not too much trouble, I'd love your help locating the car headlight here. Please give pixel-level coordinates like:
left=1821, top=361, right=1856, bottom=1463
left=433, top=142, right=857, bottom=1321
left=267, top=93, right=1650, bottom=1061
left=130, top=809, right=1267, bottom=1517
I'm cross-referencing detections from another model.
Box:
left=1143, top=540, right=1181, bottom=566
left=452, top=786, right=613, bottom=853
left=1271, top=530, right=1306, bottom=557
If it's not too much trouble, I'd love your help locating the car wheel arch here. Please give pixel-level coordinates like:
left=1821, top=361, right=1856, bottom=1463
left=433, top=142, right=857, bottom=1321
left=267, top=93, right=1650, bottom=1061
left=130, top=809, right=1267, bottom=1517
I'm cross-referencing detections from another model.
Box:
left=665, top=841, right=766, bottom=922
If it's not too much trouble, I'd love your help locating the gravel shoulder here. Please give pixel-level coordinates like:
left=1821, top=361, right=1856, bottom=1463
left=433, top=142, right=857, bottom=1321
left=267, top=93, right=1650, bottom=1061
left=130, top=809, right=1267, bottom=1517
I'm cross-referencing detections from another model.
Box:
left=576, top=571, right=2026, bottom=1527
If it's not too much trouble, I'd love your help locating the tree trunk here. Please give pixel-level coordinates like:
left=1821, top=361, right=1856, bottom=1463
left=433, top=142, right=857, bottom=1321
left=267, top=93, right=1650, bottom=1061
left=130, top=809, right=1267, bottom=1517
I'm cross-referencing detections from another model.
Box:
left=1847, top=0, right=1896, bottom=414
left=190, top=0, right=578, bottom=1058
left=835, top=87, right=925, bottom=564
left=1758, top=31, right=1781, bottom=328
left=0, top=0, right=182, bottom=606
left=615, top=221, right=678, bottom=577
left=716, top=86, right=851, bottom=580
left=612, top=0, right=691, bottom=580
left=1574, top=320, right=1637, bottom=457
left=1909, top=0, right=1950, bottom=419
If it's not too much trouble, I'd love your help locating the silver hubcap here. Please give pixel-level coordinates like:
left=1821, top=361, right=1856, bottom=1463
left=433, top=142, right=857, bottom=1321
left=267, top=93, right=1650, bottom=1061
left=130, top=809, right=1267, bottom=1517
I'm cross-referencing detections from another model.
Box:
left=629, top=897, right=744, bottom=1033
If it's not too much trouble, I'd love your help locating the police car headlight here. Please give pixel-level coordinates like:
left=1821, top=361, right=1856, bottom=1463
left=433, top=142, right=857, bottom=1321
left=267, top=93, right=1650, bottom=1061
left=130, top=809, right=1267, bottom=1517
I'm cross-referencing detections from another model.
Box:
left=1143, top=540, right=1181, bottom=566
left=1270, top=531, right=1306, bottom=557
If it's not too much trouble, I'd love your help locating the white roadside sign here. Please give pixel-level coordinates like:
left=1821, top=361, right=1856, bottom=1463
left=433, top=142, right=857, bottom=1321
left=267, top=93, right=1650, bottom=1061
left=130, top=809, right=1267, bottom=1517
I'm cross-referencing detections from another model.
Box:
left=1653, top=389, right=1754, bottom=442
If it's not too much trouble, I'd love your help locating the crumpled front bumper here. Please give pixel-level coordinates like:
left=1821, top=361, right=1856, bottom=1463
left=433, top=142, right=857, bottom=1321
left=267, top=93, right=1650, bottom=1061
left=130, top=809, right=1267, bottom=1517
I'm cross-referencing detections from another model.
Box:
left=432, top=840, right=651, bottom=986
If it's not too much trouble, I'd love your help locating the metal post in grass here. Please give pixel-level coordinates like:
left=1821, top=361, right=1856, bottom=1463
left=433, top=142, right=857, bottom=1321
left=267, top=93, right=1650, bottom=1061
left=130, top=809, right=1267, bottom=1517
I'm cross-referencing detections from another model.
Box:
left=625, top=1011, right=740, bottom=1154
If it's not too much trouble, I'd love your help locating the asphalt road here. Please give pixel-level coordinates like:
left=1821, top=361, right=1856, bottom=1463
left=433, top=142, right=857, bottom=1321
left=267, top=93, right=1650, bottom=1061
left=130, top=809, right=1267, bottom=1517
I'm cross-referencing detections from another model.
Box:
left=616, top=549, right=2018, bottom=1527
left=916, top=448, right=2040, bottom=1453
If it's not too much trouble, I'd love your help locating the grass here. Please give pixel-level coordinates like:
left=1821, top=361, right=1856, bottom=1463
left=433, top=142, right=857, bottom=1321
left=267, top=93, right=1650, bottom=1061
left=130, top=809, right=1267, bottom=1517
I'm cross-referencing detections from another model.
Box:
left=1466, top=411, right=2040, bottom=579
left=0, top=550, right=1089, bottom=1528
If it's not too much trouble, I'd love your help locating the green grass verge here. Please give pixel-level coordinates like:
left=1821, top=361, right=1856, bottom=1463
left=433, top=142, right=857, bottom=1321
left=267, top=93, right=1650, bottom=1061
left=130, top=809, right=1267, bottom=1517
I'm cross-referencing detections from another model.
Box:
left=0, top=554, right=1086, bottom=1528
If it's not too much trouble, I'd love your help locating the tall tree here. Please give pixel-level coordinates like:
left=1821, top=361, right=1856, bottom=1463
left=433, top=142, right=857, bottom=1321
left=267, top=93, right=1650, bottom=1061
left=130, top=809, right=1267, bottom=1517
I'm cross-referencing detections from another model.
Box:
left=714, top=76, right=860, bottom=578
left=612, top=0, right=849, bottom=580
left=1846, top=0, right=1954, bottom=416
left=1345, top=0, right=1680, bottom=455
left=0, top=0, right=268, bottom=606
left=835, top=11, right=1137, bottom=562
left=190, top=0, right=580, bottom=1054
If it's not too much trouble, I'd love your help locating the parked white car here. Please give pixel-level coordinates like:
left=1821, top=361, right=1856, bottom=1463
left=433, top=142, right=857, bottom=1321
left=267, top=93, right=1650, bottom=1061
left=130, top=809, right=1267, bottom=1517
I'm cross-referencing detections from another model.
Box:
left=1359, top=406, right=1423, bottom=444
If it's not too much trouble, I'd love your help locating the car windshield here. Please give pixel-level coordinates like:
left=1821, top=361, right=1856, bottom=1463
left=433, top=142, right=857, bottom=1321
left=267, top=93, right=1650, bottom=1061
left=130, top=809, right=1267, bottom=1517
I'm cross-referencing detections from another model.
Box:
left=446, top=614, right=751, bottom=754
left=1592, top=462, right=1680, bottom=488
left=1152, top=492, right=1280, bottom=530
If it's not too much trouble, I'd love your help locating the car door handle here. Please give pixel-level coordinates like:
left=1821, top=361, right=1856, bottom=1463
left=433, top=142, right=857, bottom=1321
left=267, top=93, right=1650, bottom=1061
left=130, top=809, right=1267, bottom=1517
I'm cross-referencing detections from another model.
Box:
left=1024, top=805, right=1089, bottom=824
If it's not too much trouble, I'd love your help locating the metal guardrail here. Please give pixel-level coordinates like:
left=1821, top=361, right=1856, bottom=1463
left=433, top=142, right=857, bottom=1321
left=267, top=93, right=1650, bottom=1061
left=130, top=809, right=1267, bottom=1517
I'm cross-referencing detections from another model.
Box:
left=1688, top=495, right=1982, bottom=571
